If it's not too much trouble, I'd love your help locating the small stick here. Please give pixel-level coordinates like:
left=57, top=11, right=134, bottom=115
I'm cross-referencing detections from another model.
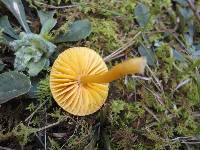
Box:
left=146, top=65, right=164, bottom=92
left=25, top=100, right=48, bottom=122
left=187, top=0, right=200, bottom=22
left=37, top=118, right=65, bottom=132
left=181, top=141, right=200, bottom=144
left=142, top=105, right=160, bottom=122
left=104, top=31, right=141, bottom=62
left=36, top=116, right=76, bottom=132
left=0, top=146, right=14, bottom=150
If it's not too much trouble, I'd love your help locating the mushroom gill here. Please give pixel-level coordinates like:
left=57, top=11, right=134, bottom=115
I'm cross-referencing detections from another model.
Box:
left=50, top=47, right=146, bottom=116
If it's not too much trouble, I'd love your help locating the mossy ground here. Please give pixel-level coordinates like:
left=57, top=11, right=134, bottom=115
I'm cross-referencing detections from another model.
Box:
left=0, top=0, right=200, bottom=149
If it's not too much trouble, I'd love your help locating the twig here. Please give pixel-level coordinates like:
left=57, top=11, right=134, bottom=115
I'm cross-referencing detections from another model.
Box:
left=105, top=54, right=125, bottom=62
left=173, top=78, right=191, bottom=92
left=187, top=0, right=200, bottom=22
left=172, top=136, right=193, bottom=141
left=152, top=18, right=189, bottom=54
left=37, top=118, right=66, bottom=132
left=36, top=116, right=76, bottom=132
left=171, top=136, right=200, bottom=144
left=193, top=111, right=200, bottom=117
left=143, top=85, right=165, bottom=106
left=0, top=146, right=14, bottom=150
left=182, top=141, right=200, bottom=144
left=132, top=75, right=152, bottom=81
left=171, top=33, right=189, bottom=54
left=34, top=133, right=45, bottom=148
left=146, top=65, right=164, bottom=92
left=104, top=31, right=141, bottom=62
left=142, top=105, right=160, bottom=122
left=60, top=122, right=79, bottom=149
left=25, top=100, right=48, bottom=122
left=44, top=105, right=47, bottom=150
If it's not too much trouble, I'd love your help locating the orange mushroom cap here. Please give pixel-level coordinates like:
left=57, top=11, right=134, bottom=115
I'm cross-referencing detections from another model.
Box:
left=50, top=47, right=146, bottom=116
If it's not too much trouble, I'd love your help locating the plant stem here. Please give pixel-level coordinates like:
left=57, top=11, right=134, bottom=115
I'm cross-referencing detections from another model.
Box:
left=80, top=57, right=146, bottom=83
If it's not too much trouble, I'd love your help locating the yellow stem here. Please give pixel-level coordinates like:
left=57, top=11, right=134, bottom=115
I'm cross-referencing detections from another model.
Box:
left=80, top=57, right=147, bottom=84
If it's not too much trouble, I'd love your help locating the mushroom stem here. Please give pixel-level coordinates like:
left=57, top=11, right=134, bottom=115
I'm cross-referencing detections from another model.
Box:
left=80, top=57, right=147, bottom=84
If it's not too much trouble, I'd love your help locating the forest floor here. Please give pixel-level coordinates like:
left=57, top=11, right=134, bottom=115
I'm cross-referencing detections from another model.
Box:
left=0, top=0, right=200, bottom=150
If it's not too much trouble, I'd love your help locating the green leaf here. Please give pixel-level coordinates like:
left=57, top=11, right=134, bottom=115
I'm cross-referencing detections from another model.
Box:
left=138, top=44, right=156, bottom=67
left=134, top=3, right=150, bottom=27
left=40, top=19, right=57, bottom=35
left=55, top=19, right=92, bottom=43
left=174, top=0, right=188, bottom=6
left=2, top=34, right=15, bottom=42
left=37, top=10, right=56, bottom=26
left=0, top=0, right=31, bottom=33
left=0, top=16, right=19, bottom=39
left=38, top=10, right=57, bottom=36
left=0, top=30, right=12, bottom=44
left=27, top=58, right=47, bottom=76
left=0, top=71, right=31, bottom=104
left=173, top=49, right=185, bottom=62
left=178, top=6, right=193, bottom=21
left=27, top=77, right=41, bottom=98
left=192, top=50, right=200, bottom=57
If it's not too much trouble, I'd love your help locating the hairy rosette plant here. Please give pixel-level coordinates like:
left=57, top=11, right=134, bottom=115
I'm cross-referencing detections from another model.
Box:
left=10, top=32, right=56, bottom=76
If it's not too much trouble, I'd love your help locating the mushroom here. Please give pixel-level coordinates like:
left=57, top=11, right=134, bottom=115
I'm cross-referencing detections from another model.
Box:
left=50, top=47, right=146, bottom=116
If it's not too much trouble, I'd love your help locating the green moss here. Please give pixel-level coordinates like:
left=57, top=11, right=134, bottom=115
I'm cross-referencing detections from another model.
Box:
left=134, top=143, right=147, bottom=150
left=181, top=80, right=200, bottom=105
left=65, top=120, right=92, bottom=150
left=111, top=100, right=126, bottom=114
left=1, top=0, right=200, bottom=149
left=76, top=0, right=136, bottom=33
left=77, top=0, right=136, bottom=18
left=140, top=88, right=166, bottom=112
left=36, top=76, right=52, bottom=103
left=13, top=123, right=37, bottom=146
left=111, top=127, right=135, bottom=150
left=87, top=18, right=121, bottom=54
left=49, top=138, right=61, bottom=150
left=110, top=100, right=144, bottom=128
left=26, top=76, right=53, bottom=126
left=156, top=43, right=174, bottom=79
left=109, top=100, right=145, bottom=149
